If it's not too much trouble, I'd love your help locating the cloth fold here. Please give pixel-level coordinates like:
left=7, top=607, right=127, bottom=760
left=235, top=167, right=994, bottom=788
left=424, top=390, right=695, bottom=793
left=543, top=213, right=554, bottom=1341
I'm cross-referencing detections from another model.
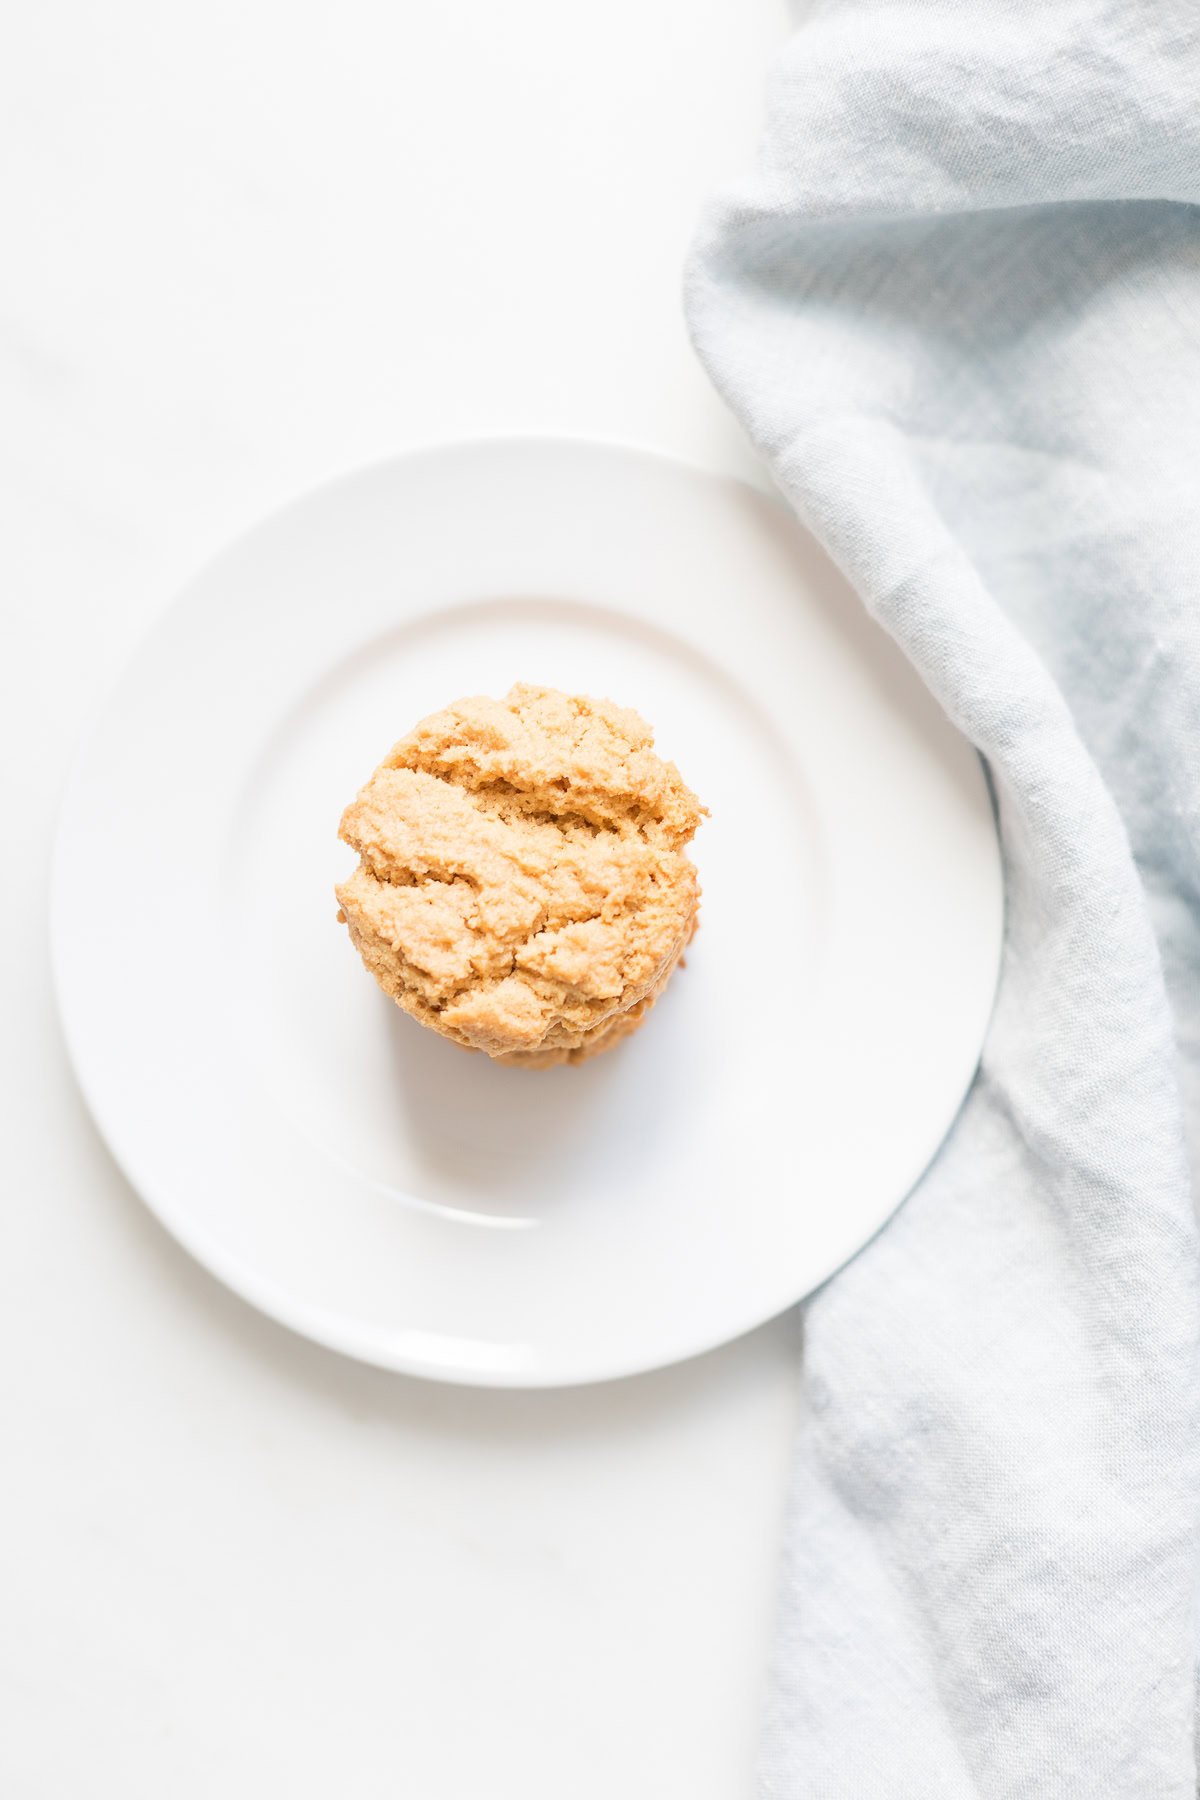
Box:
left=687, top=4, right=1200, bottom=1794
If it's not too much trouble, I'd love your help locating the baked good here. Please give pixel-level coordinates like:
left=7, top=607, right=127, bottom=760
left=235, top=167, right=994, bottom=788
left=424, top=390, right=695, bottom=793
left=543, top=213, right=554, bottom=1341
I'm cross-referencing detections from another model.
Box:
left=336, top=683, right=704, bottom=1065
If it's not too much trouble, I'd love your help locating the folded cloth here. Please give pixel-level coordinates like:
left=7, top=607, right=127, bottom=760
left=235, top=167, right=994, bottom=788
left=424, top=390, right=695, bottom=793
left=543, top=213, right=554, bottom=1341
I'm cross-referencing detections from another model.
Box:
left=687, top=5, right=1200, bottom=1794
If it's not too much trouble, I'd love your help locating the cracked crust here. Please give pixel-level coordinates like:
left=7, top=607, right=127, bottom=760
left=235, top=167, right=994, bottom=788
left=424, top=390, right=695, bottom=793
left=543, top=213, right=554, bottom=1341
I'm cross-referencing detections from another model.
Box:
left=336, top=684, right=705, bottom=1065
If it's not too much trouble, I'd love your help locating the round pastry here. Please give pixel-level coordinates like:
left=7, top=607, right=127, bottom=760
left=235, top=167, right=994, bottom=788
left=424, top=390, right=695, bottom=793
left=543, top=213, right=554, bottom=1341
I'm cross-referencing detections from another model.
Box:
left=336, top=683, right=704, bottom=1066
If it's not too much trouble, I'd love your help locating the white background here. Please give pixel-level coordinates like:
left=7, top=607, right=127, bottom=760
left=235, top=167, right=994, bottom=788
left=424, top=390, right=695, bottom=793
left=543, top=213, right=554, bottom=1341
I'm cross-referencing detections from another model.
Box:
left=1, top=4, right=803, bottom=1797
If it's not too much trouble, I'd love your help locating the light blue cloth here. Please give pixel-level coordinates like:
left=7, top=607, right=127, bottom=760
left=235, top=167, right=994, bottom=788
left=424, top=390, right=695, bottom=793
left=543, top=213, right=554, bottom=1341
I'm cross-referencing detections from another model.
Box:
left=687, top=4, right=1200, bottom=1794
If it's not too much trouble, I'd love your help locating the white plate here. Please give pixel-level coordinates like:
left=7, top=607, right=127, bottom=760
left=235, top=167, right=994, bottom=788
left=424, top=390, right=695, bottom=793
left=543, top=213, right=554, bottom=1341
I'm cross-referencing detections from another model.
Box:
left=52, top=438, right=1002, bottom=1387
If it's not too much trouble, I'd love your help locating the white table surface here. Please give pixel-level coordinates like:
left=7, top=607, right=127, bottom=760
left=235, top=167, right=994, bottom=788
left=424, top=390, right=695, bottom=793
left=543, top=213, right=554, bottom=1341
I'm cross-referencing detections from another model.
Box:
left=1, top=4, right=802, bottom=1794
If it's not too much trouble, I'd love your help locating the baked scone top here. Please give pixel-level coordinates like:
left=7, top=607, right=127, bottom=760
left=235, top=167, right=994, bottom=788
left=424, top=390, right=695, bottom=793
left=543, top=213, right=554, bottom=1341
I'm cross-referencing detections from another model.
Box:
left=337, top=684, right=703, bottom=1062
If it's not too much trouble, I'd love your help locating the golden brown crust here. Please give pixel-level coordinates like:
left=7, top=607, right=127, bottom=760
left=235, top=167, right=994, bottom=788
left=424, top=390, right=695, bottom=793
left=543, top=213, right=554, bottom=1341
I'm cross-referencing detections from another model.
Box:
left=336, top=684, right=704, bottom=1066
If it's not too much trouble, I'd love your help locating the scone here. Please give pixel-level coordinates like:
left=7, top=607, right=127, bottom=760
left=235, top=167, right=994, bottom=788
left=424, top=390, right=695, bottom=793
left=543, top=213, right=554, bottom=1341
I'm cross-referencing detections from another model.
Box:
left=336, top=683, right=704, bottom=1066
